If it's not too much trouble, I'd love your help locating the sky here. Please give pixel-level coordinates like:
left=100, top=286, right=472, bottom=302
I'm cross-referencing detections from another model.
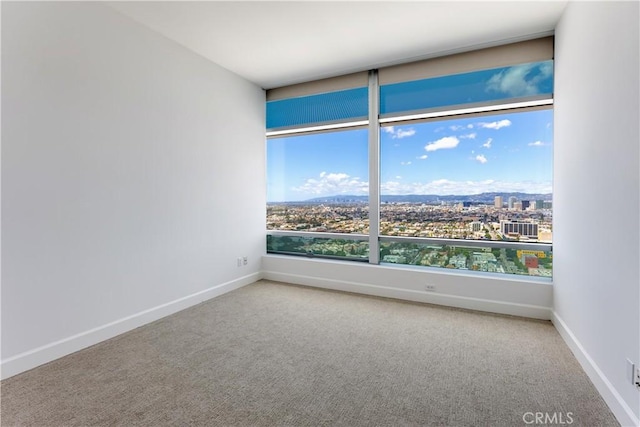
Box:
left=267, top=61, right=554, bottom=202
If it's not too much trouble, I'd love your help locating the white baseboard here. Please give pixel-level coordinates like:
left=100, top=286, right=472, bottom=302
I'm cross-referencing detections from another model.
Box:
left=1, top=272, right=261, bottom=380
left=262, top=270, right=551, bottom=320
left=551, top=311, right=640, bottom=427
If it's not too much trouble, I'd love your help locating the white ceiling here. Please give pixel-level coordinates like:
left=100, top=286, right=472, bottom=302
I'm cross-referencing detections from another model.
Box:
left=107, top=1, right=568, bottom=89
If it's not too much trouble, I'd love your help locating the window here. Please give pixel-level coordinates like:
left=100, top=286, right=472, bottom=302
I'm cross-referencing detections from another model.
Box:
left=266, top=129, right=370, bottom=261
left=266, top=77, right=370, bottom=261
left=380, top=110, right=553, bottom=243
left=266, top=234, right=370, bottom=261
left=266, top=37, right=553, bottom=278
left=379, top=241, right=552, bottom=277
left=267, top=128, right=370, bottom=235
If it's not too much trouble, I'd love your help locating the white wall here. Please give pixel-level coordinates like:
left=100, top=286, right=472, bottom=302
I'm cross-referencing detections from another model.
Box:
left=263, top=256, right=553, bottom=319
left=554, top=2, right=640, bottom=426
left=1, top=2, right=265, bottom=378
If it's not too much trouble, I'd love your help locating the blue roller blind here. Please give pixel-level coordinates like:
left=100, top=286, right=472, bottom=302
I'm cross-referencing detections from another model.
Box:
left=380, top=60, right=553, bottom=116
left=267, top=87, right=368, bottom=130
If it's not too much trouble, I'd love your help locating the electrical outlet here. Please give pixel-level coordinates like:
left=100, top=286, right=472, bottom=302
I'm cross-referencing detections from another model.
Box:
left=628, top=359, right=640, bottom=389
left=243, top=256, right=248, bottom=266
left=425, top=284, right=436, bottom=292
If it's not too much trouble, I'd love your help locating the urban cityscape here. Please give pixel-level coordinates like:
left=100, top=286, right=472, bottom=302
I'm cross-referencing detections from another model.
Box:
left=267, top=193, right=553, bottom=277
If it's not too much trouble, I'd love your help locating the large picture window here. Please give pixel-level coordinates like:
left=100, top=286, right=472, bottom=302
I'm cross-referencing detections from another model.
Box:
left=267, top=128, right=370, bottom=234
left=380, top=109, right=553, bottom=243
left=266, top=37, right=553, bottom=278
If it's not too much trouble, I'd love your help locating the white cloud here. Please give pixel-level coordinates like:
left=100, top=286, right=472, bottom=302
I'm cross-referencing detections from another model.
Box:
left=416, top=154, right=428, bottom=160
left=425, top=136, right=460, bottom=152
left=528, top=140, right=547, bottom=147
left=482, top=138, right=493, bottom=149
left=400, top=161, right=412, bottom=166
left=396, top=129, right=416, bottom=139
left=383, top=126, right=416, bottom=139
left=486, top=62, right=553, bottom=97
left=325, top=172, right=349, bottom=182
left=292, top=172, right=368, bottom=196
left=290, top=173, right=552, bottom=199
left=380, top=179, right=552, bottom=196
left=477, top=119, right=511, bottom=130
left=450, top=124, right=474, bottom=130
left=460, top=132, right=477, bottom=139
left=475, top=154, right=488, bottom=164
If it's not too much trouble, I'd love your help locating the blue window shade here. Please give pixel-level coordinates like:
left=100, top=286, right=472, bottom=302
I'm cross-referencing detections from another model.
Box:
left=267, top=87, right=368, bottom=130
left=380, top=60, right=553, bottom=115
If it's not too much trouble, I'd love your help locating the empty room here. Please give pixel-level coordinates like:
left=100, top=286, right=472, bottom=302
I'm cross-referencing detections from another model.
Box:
left=1, top=1, right=639, bottom=426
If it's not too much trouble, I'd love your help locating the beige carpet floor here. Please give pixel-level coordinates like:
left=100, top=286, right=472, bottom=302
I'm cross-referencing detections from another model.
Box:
left=1, top=280, right=620, bottom=426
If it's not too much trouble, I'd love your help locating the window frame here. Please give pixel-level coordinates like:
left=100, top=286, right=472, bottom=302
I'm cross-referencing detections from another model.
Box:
left=265, top=39, right=554, bottom=279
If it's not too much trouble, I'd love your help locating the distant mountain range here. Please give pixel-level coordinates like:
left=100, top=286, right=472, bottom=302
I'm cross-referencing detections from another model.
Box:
left=269, top=192, right=552, bottom=204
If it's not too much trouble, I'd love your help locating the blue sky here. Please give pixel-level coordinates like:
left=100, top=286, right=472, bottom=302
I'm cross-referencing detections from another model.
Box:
left=267, top=61, right=554, bottom=202
left=267, top=109, right=553, bottom=202
left=379, top=109, right=553, bottom=197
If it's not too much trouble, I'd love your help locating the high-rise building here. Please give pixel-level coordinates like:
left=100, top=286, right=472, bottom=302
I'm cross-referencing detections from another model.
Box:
left=494, top=196, right=503, bottom=208
left=500, top=220, right=539, bottom=238
left=508, top=196, right=516, bottom=209
left=514, top=201, right=523, bottom=211
left=536, top=200, right=545, bottom=210
left=470, top=221, right=482, bottom=232
left=521, top=200, right=530, bottom=210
